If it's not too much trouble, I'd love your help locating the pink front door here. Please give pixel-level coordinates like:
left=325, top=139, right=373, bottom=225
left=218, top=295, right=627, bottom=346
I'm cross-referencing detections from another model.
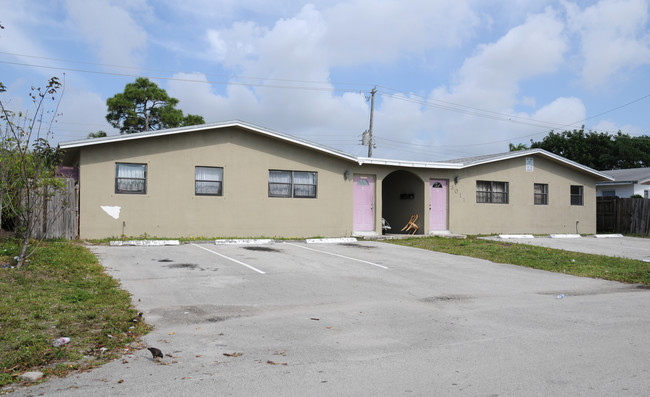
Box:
left=429, top=179, right=448, bottom=231
left=353, top=175, right=375, bottom=231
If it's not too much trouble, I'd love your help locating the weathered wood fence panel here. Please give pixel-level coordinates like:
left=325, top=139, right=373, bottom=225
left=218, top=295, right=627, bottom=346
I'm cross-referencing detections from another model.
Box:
left=31, top=178, right=78, bottom=239
left=597, top=197, right=650, bottom=235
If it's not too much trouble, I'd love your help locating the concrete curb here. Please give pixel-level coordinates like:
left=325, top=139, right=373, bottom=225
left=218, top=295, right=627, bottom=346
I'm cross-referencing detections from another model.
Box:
left=214, top=239, right=274, bottom=245
left=109, top=240, right=180, bottom=246
left=498, top=234, right=535, bottom=239
left=594, top=234, right=624, bottom=238
left=549, top=234, right=581, bottom=238
left=306, top=237, right=358, bottom=244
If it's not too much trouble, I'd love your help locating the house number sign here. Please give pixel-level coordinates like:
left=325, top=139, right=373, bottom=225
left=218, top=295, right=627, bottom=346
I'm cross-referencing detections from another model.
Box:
left=526, top=157, right=534, bottom=172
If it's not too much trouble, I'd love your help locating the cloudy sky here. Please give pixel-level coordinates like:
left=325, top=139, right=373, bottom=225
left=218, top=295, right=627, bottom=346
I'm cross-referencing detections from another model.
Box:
left=1, top=0, right=649, bottom=161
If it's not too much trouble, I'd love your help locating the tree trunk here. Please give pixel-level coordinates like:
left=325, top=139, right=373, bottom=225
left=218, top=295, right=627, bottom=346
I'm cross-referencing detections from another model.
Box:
left=16, top=234, right=29, bottom=268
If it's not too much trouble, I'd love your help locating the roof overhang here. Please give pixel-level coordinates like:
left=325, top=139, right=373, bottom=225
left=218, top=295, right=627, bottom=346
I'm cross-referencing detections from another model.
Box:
left=57, top=122, right=615, bottom=180
left=596, top=180, right=650, bottom=186
left=58, top=120, right=358, bottom=163
left=454, top=149, right=614, bottom=181
left=356, top=157, right=463, bottom=169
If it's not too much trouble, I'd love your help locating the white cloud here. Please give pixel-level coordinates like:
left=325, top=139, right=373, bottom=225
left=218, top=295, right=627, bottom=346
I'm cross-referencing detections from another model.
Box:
left=54, top=86, right=118, bottom=143
left=182, top=2, right=593, bottom=159
left=323, top=0, right=480, bottom=65
left=65, top=0, right=148, bottom=67
left=167, top=71, right=369, bottom=147
left=531, top=97, right=586, bottom=128
left=171, top=4, right=368, bottom=145
left=206, top=22, right=262, bottom=65
left=410, top=9, right=571, bottom=157
left=593, top=120, right=644, bottom=135
left=440, top=9, right=567, bottom=108
left=565, top=0, right=650, bottom=87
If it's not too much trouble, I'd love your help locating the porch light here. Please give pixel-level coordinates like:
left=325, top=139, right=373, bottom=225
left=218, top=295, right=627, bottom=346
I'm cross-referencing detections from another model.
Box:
left=344, top=170, right=350, bottom=181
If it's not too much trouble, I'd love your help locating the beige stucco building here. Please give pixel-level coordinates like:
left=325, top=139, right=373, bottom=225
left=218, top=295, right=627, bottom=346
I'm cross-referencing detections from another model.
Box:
left=59, top=121, right=613, bottom=239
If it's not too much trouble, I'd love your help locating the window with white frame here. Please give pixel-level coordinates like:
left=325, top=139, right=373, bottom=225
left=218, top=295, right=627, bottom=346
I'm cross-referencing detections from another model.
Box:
left=476, top=180, right=509, bottom=204
left=268, top=170, right=317, bottom=198
left=571, top=185, right=584, bottom=205
left=115, top=163, right=147, bottom=194
left=195, top=166, right=223, bottom=196
left=602, top=190, right=616, bottom=197
left=534, top=183, right=548, bottom=205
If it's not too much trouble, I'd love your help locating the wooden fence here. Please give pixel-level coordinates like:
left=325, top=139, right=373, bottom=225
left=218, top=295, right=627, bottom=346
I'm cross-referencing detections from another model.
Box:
left=597, top=197, right=650, bottom=235
left=31, top=178, right=78, bottom=239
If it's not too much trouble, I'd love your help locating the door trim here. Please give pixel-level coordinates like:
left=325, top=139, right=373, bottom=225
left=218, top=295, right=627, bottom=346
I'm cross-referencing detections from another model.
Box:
left=353, top=174, right=377, bottom=235
left=429, top=178, right=449, bottom=233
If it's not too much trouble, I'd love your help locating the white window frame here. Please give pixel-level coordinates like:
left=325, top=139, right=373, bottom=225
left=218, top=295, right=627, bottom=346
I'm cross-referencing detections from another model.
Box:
left=115, top=163, right=147, bottom=194
left=195, top=166, right=223, bottom=196
left=476, top=180, right=509, bottom=204
left=268, top=170, right=317, bottom=198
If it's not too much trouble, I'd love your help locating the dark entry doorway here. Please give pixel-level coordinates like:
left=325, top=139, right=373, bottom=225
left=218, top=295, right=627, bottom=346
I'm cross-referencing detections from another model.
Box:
left=382, top=170, right=424, bottom=234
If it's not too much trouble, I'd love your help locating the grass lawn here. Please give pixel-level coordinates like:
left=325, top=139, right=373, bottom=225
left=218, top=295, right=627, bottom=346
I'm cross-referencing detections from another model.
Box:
left=387, top=236, right=650, bottom=285
left=0, top=239, right=151, bottom=389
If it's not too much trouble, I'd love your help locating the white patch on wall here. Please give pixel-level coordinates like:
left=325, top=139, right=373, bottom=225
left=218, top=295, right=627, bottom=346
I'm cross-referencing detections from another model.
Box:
left=101, top=206, right=121, bottom=219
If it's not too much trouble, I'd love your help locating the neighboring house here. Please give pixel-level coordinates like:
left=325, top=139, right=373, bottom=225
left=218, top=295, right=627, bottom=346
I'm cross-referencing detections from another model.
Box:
left=596, top=168, right=650, bottom=198
left=58, top=120, right=613, bottom=239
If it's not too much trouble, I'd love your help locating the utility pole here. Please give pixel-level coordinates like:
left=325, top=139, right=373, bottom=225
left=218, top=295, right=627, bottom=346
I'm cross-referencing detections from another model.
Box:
left=367, top=86, right=376, bottom=157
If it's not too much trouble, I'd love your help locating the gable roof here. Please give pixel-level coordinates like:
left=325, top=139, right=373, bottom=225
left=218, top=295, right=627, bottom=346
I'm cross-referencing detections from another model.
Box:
left=59, top=120, right=358, bottom=163
left=58, top=120, right=613, bottom=180
left=441, top=149, right=613, bottom=180
left=597, top=167, right=650, bottom=185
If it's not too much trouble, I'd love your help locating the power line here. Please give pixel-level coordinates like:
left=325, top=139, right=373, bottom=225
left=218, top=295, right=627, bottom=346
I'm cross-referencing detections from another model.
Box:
left=375, top=87, right=650, bottom=147
left=0, top=59, right=370, bottom=93
left=0, top=50, right=377, bottom=90
left=4, top=52, right=648, bottom=152
left=5, top=52, right=646, bottom=133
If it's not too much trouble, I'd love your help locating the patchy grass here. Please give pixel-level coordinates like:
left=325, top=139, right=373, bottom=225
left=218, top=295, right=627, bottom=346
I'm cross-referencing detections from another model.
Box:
left=0, top=239, right=151, bottom=388
left=387, top=236, right=650, bottom=285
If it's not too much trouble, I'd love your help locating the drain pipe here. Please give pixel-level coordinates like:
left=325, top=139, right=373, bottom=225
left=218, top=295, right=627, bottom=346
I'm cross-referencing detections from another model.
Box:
left=575, top=220, right=579, bottom=234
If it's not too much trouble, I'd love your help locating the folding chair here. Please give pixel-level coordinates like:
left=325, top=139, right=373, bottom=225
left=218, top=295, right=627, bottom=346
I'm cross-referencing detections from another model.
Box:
left=401, top=214, right=419, bottom=235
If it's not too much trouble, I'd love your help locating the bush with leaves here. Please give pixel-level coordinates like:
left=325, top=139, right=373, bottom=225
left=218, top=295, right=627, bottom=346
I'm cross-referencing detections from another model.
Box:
left=0, top=77, right=68, bottom=268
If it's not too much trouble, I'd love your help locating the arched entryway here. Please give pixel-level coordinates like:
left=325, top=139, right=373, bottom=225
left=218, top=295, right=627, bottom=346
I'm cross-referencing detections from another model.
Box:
left=382, top=170, right=425, bottom=235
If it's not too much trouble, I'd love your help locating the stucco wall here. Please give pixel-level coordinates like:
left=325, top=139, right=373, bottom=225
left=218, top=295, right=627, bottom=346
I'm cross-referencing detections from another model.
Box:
left=75, top=128, right=602, bottom=238
left=445, top=156, right=598, bottom=235
left=78, top=127, right=356, bottom=239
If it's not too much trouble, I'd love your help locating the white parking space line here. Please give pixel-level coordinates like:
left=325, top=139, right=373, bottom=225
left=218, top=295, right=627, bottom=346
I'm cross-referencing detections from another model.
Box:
left=191, top=243, right=266, bottom=274
left=283, top=242, right=388, bottom=269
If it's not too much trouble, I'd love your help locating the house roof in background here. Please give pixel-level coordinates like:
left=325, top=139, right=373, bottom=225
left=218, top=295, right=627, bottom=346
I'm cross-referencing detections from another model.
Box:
left=597, top=167, right=650, bottom=185
left=59, top=121, right=613, bottom=180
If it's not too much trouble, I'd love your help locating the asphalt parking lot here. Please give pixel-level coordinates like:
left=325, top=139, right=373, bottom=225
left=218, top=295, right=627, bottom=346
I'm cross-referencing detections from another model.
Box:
left=10, top=240, right=650, bottom=397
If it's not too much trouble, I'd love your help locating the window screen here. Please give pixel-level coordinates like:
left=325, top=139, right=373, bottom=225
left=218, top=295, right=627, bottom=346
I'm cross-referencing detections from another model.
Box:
left=476, top=181, right=509, bottom=204
left=269, top=170, right=317, bottom=198
left=195, top=166, right=223, bottom=196
left=115, top=163, right=146, bottom=194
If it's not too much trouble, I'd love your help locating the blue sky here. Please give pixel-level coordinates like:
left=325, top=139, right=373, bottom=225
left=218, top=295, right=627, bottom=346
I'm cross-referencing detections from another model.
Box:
left=1, top=0, right=649, bottom=161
